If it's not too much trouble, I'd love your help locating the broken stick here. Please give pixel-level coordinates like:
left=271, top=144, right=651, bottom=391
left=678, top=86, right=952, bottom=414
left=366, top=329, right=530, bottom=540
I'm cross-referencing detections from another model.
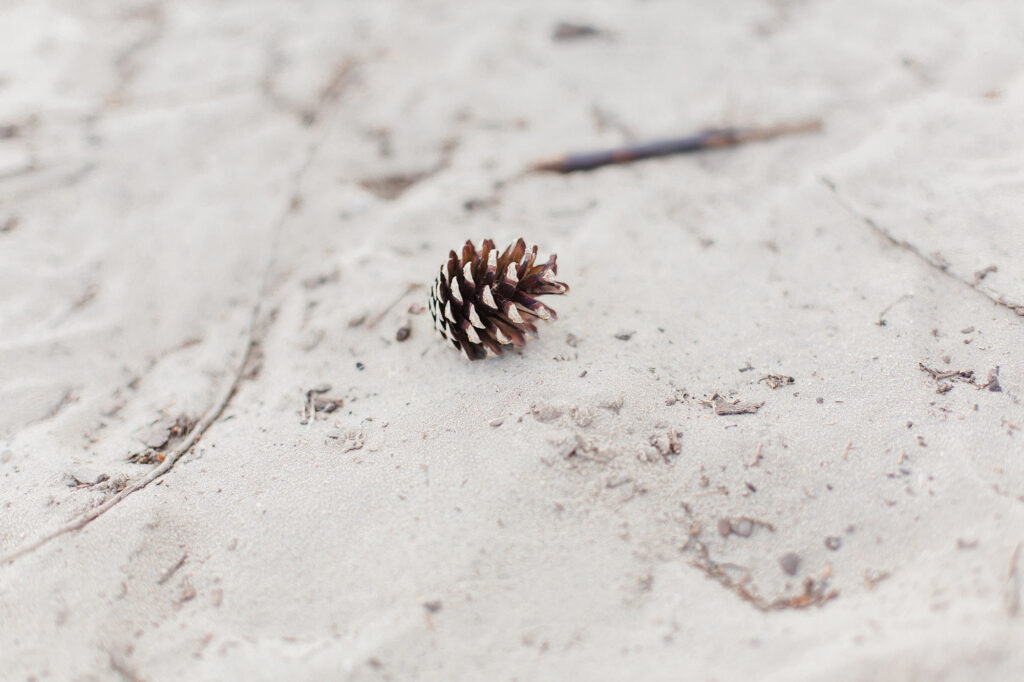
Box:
left=529, top=119, right=822, bottom=173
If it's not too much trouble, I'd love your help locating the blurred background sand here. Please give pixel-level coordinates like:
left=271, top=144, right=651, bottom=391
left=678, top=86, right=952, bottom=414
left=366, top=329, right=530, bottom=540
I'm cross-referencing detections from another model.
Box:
left=2, top=1, right=1023, bottom=680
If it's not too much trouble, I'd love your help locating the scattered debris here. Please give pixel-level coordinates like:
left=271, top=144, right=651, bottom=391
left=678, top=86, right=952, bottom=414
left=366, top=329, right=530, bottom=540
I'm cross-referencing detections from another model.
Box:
left=864, top=569, right=891, bottom=590
left=303, top=385, right=344, bottom=421
left=65, top=469, right=109, bottom=488
left=179, top=577, right=197, bottom=604
left=779, top=552, right=801, bottom=576
left=738, top=362, right=754, bottom=373
left=1008, top=543, right=1022, bottom=617
left=598, top=396, right=624, bottom=414
left=759, top=374, right=794, bottom=390
left=365, top=283, right=421, bottom=330
left=703, top=394, right=764, bottom=416
left=327, top=429, right=365, bottom=452
left=531, top=402, right=564, bottom=423
left=140, top=414, right=197, bottom=450
left=301, top=270, right=339, bottom=289
left=974, top=265, right=998, bottom=282
left=552, top=21, right=604, bottom=41
left=157, top=552, right=187, bottom=585
left=718, top=516, right=774, bottom=538
left=463, top=196, right=498, bottom=212
left=918, top=363, right=975, bottom=392
left=982, top=366, right=1002, bottom=392
left=360, top=172, right=430, bottom=201
left=529, top=119, right=822, bottom=173
left=688, top=533, right=837, bottom=611
left=128, top=449, right=164, bottom=464
left=876, top=294, right=912, bottom=326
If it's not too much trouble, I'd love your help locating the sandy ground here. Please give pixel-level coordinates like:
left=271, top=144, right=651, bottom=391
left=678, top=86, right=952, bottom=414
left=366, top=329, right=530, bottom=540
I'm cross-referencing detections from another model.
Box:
left=2, top=1, right=1024, bottom=680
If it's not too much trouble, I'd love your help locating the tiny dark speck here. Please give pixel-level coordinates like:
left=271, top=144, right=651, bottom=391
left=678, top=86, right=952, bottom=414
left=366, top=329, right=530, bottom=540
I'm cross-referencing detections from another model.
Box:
left=356, top=362, right=365, bottom=371
left=779, top=552, right=800, bottom=576
left=816, top=397, right=824, bottom=404
left=423, top=600, right=442, bottom=613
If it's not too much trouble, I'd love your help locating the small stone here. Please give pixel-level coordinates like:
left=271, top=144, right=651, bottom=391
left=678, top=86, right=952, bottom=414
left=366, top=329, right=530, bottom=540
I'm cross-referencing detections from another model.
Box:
left=816, top=397, right=824, bottom=404
left=824, top=536, right=842, bottom=551
left=614, top=330, right=635, bottom=341
left=732, top=519, right=754, bottom=537
left=355, top=362, right=365, bottom=371
left=717, top=518, right=732, bottom=537
left=489, top=418, right=504, bottom=427
left=396, top=324, right=411, bottom=342
left=779, top=552, right=801, bottom=576
left=423, top=600, right=442, bottom=614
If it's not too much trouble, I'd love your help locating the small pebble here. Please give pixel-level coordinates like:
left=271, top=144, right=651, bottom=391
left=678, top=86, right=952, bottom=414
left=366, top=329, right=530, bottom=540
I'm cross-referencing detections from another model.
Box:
left=355, top=362, right=365, bottom=371
left=717, top=518, right=732, bottom=537
left=779, top=552, right=801, bottom=576
left=824, top=536, right=842, bottom=551
left=396, top=324, right=411, bottom=342
left=732, top=519, right=754, bottom=537
left=816, top=397, right=824, bottom=404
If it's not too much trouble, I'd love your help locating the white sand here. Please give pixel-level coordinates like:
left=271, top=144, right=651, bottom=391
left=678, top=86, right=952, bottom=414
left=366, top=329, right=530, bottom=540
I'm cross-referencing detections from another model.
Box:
left=2, top=1, right=1023, bottom=679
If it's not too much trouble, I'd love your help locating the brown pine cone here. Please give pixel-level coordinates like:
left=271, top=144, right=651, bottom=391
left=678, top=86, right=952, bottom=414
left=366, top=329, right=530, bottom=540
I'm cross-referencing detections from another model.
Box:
left=428, top=238, right=569, bottom=360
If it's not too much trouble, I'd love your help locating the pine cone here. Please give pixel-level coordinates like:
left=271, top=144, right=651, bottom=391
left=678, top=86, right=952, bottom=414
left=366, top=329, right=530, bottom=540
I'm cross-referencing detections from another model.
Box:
left=428, top=238, right=569, bottom=360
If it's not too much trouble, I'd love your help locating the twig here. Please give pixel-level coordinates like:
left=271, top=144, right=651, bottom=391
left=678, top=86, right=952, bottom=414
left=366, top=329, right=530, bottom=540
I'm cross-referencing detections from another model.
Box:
left=1008, top=543, right=1022, bottom=617
left=365, top=283, right=421, bottom=329
left=530, top=119, right=822, bottom=173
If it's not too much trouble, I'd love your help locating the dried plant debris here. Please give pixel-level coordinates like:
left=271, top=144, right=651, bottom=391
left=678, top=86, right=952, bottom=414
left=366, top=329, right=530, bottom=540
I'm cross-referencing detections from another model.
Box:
left=130, top=415, right=196, bottom=463
left=702, top=394, right=764, bottom=416
left=688, top=535, right=837, bottom=611
left=303, top=384, right=344, bottom=422
left=552, top=21, right=605, bottom=41
left=982, top=366, right=1002, bottom=392
left=428, top=239, right=569, bottom=360
left=918, top=362, right=976, bottom=393
left=718, top=516, right=775, bottom=538
left=359, top=172, right=431, bottom=201
left=759, top=374, right=794, bottom=390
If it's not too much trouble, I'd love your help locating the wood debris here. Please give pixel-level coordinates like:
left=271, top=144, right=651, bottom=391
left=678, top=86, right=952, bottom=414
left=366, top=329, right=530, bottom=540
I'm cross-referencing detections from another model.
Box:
left=703, top=393, right=764, bottom=416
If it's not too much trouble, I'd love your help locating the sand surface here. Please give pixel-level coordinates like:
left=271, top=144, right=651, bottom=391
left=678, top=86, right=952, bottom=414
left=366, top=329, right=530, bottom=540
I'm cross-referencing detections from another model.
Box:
left=2, top=1, right=1024, bottom=680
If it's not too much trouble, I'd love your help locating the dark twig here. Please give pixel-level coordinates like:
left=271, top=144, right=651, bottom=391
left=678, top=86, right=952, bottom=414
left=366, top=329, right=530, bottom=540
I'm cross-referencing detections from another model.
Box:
left=530, top=119, right=822, bottom=173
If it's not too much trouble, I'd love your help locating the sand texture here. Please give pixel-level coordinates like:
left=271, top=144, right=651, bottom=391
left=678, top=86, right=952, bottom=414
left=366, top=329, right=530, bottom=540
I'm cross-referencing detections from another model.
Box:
left=2, top=1, right=1024, bottom=680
